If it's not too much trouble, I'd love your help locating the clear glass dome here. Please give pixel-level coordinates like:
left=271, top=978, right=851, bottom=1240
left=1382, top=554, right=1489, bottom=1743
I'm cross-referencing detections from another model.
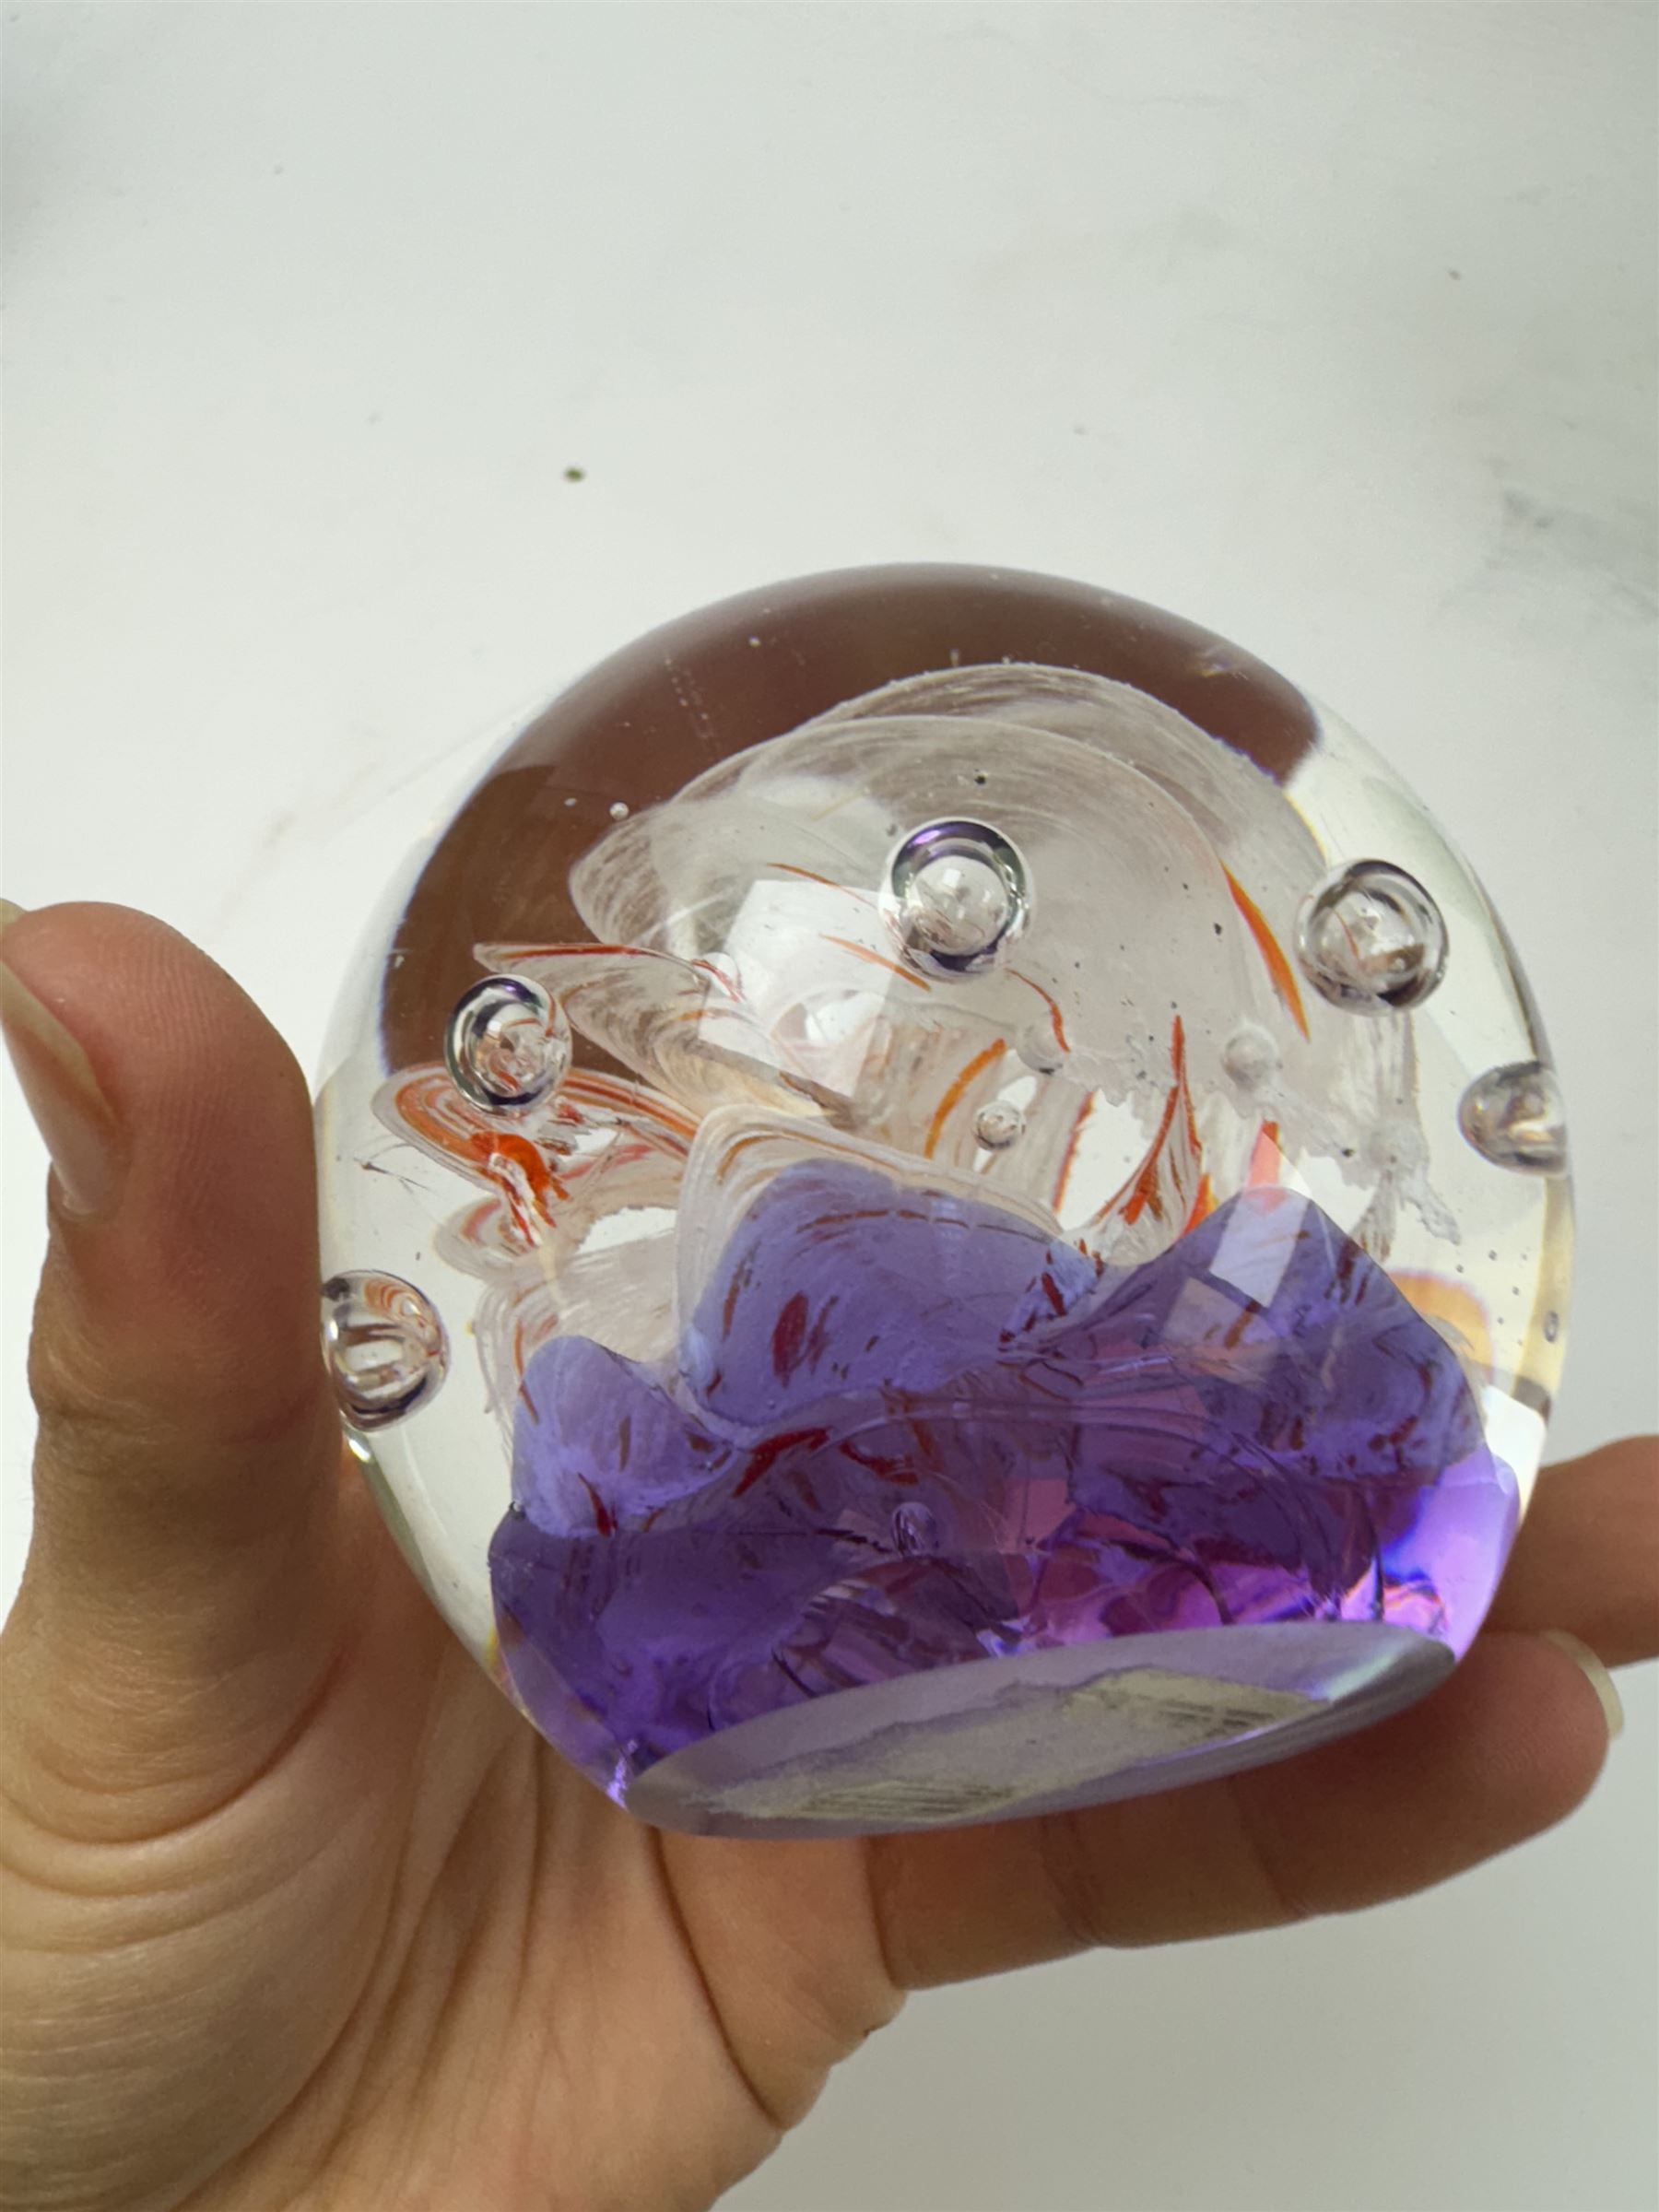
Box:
left=315, top=565, right=1571, bottom=1837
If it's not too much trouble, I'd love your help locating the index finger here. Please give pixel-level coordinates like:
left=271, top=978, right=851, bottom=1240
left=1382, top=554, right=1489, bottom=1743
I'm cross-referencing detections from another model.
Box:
left=1481, top=1436, right=1658, bottom=1665
left=866, top=1437, right=1655, bottom=1989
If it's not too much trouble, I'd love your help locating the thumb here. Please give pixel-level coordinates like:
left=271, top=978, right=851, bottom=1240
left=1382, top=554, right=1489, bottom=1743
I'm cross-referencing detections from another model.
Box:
left=0, top=900, right=355, bottom=1833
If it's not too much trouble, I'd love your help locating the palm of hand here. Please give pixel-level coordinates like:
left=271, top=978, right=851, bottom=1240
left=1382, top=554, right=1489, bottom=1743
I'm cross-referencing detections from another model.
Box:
left=7, top=1469, right=877, bottom=2212
left=1, top=906, right=1653, bottom=2212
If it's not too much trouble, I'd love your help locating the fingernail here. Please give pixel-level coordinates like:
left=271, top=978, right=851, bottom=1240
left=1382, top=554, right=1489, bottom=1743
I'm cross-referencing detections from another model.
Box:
left=1538, top=1630, right=1625, bottom=1742
left=0, top=902, right=124, bottom=1219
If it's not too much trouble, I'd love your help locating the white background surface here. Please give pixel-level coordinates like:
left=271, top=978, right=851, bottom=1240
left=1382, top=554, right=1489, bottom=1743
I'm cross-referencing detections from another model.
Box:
left=2, top=6, right=1655, bottom=2209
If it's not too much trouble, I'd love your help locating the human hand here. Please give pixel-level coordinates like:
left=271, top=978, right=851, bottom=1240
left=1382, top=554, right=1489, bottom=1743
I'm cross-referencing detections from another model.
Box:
left=2, top=902, right=1653, bottom=2212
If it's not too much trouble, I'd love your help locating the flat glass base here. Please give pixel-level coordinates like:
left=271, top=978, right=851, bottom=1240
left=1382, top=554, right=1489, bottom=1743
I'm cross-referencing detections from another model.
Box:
left=628, top=1620, right=1453, bottom=1837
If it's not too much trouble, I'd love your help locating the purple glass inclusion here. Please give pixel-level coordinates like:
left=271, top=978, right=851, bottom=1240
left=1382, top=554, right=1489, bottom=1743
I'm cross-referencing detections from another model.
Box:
left=489, top=1159, right=1518, bottom=1798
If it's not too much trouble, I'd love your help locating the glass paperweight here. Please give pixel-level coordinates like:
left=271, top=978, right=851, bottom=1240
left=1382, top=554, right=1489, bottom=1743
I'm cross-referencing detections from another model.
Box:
left=315, top=564, right=1571, bottom=1837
